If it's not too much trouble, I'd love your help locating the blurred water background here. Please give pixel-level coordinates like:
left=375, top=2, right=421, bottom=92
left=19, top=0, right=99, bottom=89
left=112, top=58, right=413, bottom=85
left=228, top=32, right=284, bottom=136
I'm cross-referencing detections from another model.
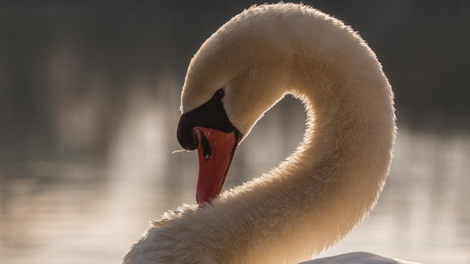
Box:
left=0, top=1, right=469, bottom=264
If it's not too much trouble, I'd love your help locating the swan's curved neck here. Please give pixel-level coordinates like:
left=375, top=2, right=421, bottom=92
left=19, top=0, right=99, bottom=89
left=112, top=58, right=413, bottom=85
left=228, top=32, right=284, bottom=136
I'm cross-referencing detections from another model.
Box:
left=208, top=25, right=396, bottom=263
left=124, top=5, right=396, bottom=264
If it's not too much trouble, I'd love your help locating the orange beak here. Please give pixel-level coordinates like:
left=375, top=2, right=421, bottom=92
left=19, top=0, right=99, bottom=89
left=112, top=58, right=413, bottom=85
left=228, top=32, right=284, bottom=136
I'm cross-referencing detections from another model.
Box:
left=194, top=127, right=240, bottom=206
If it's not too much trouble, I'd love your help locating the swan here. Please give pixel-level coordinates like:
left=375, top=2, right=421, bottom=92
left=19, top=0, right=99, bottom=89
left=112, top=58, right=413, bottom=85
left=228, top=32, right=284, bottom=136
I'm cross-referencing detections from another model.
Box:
left=124, top=3, right=416, bottom=264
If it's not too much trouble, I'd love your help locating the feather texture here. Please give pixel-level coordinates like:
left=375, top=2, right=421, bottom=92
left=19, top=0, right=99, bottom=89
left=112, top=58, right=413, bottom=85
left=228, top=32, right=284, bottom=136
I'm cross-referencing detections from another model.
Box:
left=124, top=3, right=398, bottom=264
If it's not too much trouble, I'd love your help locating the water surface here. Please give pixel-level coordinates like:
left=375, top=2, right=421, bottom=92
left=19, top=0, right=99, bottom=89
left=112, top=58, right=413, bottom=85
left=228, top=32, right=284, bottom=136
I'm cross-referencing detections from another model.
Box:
left=1, top=98, right=469, bottom=264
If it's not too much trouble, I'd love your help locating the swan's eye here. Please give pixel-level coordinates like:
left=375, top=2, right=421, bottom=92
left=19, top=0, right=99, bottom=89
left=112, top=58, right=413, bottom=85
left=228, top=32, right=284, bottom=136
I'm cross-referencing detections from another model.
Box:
left=213, top=88, right=225, bottom=99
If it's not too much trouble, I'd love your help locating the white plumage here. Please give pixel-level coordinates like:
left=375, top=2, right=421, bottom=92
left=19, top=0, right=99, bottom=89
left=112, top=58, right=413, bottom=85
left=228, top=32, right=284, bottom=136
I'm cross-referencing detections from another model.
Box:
left=124, top=3, right=417, bottom=264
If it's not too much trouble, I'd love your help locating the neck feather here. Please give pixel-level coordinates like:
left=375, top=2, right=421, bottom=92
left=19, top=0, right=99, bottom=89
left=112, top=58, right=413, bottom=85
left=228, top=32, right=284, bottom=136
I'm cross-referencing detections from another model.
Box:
left=209, top=26, right=395, bottom=263
left=215, top=51, right=394, bottom=264
left=124, top=5, right=396, bottom=264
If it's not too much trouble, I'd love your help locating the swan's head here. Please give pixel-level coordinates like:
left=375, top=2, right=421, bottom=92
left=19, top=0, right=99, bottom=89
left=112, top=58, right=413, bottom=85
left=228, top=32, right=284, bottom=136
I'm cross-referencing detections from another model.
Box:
left=177, top=9, right=291, bottom=205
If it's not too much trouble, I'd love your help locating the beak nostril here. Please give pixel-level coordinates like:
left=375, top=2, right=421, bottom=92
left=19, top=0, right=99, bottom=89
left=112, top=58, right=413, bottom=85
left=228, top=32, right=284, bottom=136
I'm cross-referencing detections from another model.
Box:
left=199, top=132, right=212, bottom=161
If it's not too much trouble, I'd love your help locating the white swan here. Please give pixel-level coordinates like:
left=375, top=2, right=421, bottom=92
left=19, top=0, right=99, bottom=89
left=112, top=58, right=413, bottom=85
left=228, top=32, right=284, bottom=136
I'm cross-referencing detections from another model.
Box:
left=124, top=3, right=416, bottom=264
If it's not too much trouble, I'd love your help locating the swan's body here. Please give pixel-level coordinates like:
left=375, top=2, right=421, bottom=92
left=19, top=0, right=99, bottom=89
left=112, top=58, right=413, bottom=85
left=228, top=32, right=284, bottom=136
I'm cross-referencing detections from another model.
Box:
left=299, top=252, right=417, bottom=264
left=124, top=3, right=404, bottom=264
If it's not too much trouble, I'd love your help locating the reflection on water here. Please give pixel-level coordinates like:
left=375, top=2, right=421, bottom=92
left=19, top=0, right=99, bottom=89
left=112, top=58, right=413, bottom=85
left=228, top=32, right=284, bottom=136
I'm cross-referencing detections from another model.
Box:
left=1, top=95, right=469, bottom=264
left=320, top=129, right=470, bottom=264
left=2, top=3, right=470, bottom=263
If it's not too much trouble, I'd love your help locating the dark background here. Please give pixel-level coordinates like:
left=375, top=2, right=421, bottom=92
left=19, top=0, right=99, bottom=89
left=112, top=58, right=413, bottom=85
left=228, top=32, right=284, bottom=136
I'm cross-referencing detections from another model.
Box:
left=1, top=0, right=469, bottom=162
left=1, top=2, right=469, bottom=263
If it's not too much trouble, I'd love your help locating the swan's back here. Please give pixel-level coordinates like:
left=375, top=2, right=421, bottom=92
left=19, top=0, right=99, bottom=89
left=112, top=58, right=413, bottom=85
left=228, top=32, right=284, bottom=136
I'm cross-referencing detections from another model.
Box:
left=300, top=252, right=419, bottom=264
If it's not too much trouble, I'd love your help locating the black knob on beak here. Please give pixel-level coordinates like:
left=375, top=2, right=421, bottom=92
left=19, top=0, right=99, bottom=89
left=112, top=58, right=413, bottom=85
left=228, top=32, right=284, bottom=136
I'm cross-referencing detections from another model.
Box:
left=177, top=112, right=199, bottom=150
